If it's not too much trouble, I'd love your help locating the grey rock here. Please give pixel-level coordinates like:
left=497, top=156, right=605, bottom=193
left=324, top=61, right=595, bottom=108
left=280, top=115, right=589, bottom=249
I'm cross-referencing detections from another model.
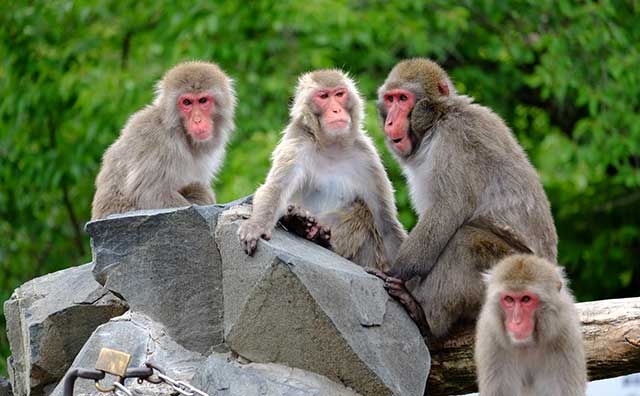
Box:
left=50, top=312, right=205, bottom=396
left=3, top=263, right=128, bottom=396
left=216, top=205, right=430, bottom=396
left=0, top=377, right=12, bottom=396
left=192, top=353, right=362, bottom=396
left=85, top=205, right=224, bottom=354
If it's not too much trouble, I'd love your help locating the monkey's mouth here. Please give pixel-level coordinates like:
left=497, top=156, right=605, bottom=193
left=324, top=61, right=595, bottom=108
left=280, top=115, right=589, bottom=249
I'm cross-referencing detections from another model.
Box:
left=391, top=137, right=403, bottom=144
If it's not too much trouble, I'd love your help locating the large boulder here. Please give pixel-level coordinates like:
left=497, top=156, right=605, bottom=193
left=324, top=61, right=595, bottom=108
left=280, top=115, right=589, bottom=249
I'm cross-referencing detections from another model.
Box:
left=217, top=205, right=430, bottom=396
left=192, top=353, right=362, bottom=396
left=3, top=263, right=127, bottom=396
left=50, top=312, right=205, bottom=396
left=85, top=206, right=224, bottom=354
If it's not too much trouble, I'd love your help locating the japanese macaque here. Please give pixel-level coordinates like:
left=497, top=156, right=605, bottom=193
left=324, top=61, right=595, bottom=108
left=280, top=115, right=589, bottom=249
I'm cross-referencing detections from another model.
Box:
left=91, top=61, right=236, bottom=219
left=238, top=69, right=406, bottom=270
left=368, top=58, right=558, bottom=338
left=475, top=254, right=587, bottom=396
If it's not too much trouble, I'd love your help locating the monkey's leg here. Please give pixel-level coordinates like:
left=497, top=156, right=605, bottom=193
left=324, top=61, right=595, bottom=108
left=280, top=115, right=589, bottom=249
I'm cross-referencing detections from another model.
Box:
left=279, top=205, right=331, bottom=248
left=332, top=199, right=388, bottom=270
left=410, top=225, right=518, bottom=338
left=179, top=182, right=216, bottom=205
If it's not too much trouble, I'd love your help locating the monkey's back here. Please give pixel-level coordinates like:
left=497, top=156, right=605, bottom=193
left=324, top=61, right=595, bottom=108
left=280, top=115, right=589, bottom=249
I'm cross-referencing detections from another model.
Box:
left=450, top=97, right=558, bottom=261
left=91, top=107, right=161, bottom=219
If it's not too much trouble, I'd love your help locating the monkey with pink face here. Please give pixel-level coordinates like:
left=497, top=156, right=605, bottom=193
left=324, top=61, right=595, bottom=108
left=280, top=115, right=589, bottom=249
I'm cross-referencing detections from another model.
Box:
left=475, top=254, right=587, bottom=396
left=91, top=61, right=236, bottom=219
left=238, top=69, right=407, bottom=270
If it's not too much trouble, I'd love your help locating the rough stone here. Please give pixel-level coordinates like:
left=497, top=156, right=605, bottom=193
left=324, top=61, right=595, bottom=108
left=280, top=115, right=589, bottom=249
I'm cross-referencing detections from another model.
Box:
left=0, top=377, right=12, bottom=396
left=192, top=353, right=362, bottom=396
left=85, top=205, right=224, bottom=354
left=217, top=205, right=430, bottom=396
left=50, top=312, right=205, bottom=396
left=3, top=263, right=127, bottom=396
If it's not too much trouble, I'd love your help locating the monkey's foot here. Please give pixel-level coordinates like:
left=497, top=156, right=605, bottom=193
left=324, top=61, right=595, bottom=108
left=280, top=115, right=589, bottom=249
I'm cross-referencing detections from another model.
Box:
left=237, top=221, right=272, bottom=256
left=365, top=268, right=431, bottom=337
left=280, top=205, right=331, bottom=248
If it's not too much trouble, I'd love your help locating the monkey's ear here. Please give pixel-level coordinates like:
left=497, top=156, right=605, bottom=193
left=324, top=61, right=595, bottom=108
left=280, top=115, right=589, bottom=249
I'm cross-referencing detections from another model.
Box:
left=438, top=80, right=450, bottom=96
left=410, top=98, right=443, bottom=135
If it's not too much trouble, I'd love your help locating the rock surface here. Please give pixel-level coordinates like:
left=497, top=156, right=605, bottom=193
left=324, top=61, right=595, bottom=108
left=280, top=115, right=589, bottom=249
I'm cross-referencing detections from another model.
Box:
left=0, top=377, right=12, bottom=396
left=217, top=205, right=430, bottom=396
left=86, top=206, right=224, bottom=354
left=192, top=354, right=362, bottom=396
left=6, top=201, right=432, bottom=396
left=50, top=312, right=205, bottom=396
left=3, top=263, right=127, bottom=396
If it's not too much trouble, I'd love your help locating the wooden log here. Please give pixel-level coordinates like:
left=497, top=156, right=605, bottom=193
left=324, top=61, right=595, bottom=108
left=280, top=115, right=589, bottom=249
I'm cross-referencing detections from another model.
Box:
left=425, top=297, right=640, bottom=395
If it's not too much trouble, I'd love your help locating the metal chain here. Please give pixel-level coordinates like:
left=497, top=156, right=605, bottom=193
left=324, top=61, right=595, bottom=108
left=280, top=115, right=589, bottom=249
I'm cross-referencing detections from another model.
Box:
left=155, top=372, right=208, bottom=396
left=63, top=362, right=209, bottom=396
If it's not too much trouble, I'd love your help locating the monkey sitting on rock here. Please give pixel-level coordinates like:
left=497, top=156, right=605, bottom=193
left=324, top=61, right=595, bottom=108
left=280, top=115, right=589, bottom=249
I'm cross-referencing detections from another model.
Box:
left=238, top=69, right=407, bottom=270
left=369, top=58, right=558, bottom=339
left=91, top=61, right=236, bottom=219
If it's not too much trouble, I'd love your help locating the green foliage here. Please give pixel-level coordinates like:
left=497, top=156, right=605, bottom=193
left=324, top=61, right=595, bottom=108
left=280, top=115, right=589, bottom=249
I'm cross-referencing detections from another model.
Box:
left=1, top=0, right=638, bottom=375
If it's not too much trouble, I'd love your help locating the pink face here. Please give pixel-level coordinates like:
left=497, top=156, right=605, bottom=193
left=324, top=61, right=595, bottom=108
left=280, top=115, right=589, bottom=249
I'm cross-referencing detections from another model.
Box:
left=382, top=89, right=415, bottom=156
left=313, top=87, right=351, bottom=133
left=177, top=93, right=215, bottom=141
left=500, top=291, right=539, bottom=343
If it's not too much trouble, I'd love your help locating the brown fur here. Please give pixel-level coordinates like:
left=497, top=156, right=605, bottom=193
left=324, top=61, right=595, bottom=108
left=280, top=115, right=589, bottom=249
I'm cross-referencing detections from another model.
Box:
left=377, top=58, right=558, bottom=338
left=238, top=69, right=406, bottom=269
left=91, top=61, right=235, bottom=219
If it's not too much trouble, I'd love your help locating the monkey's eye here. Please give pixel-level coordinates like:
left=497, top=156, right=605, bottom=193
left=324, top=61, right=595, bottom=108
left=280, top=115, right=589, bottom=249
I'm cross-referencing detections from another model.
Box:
left=320, top=92, right=329, bottom=99
left=521, top=296, right=531, bottom=303
left=199, top=97, right=207, bottom=104
left=400, top=94, right=408, bottom=101
left=336, top=91, right=345, bottom=97
left=386, top=95, right=393, bottom=103
left=182, top=99, right=192, bottom=106
left=504, top=296, right=514, bottom=304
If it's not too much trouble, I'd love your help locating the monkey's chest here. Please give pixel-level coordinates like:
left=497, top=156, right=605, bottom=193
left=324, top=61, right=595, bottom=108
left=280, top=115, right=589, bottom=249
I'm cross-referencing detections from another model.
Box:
left=298, top=176, right=361, bottom=215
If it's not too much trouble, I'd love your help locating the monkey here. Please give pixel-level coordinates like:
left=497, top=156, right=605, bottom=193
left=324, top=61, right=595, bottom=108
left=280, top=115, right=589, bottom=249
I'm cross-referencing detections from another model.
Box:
left=367, top=58, right=558, bottom=338
left=91, top=61, right=236, bottom=219
left=237, top=69, right=407, bottom=270
left=475, top=254, right=587, bottom=396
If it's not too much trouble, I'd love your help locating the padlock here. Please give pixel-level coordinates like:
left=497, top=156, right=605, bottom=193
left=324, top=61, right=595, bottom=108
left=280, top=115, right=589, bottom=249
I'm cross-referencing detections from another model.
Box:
left=93, top=348, right=131, bottom=392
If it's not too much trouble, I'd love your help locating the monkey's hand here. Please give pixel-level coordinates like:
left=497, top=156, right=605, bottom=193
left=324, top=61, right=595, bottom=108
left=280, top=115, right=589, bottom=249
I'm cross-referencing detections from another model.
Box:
left=280, top=205, right=332, bottom=249
left=365, top=267, right=431, bottom=336
left=237, top=221, right=272, bottom=256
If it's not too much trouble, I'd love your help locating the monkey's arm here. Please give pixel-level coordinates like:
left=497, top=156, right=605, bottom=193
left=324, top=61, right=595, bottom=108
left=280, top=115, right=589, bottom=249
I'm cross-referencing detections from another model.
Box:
left=238, top=141, right=305, bottom=255
left=390, top=199, right=469, bottom=280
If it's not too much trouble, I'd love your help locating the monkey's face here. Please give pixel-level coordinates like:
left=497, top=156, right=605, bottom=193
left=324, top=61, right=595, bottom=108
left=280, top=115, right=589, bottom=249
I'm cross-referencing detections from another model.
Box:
left=500, top=290, right=539, bottom=346
left=381, top=88, right=415, bottom=156
left=312, top=87, right=352, bottom=140
left=177, top=92, right=215, bottom=141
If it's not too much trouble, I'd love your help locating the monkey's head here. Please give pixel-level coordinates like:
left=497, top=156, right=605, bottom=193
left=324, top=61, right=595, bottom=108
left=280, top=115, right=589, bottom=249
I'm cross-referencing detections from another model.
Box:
left=485, top=254, right=567, bottom=347
left=377, top=58, right=456, bottom=158
left=156, top=61, right=236, bottom=145
left=291, top=69, right=364, bottom=147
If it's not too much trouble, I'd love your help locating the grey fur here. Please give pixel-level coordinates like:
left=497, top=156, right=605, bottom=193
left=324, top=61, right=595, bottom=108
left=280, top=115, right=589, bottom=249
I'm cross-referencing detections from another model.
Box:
left=378, top=58, right=558, bottom=337
left=475, top=254, right=587, bottom=396
left=238, top=69, right=407, bottom=269
left=91, top=61, right=236, bottom=219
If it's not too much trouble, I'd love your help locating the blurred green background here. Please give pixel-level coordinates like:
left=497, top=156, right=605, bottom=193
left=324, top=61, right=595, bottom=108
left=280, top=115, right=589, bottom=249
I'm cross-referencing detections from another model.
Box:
left=1, top=0, right=639, bottom=375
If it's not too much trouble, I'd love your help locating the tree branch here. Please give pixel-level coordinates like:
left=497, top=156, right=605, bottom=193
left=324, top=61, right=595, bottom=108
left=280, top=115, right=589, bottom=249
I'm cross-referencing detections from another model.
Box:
left=425, top=297, right=640, bottom=395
